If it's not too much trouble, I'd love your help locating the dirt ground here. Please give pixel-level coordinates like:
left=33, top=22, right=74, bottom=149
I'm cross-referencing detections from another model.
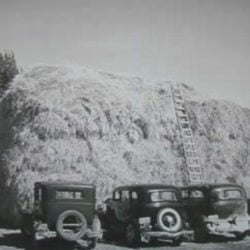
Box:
left=1, top=228, right=250, bottom=250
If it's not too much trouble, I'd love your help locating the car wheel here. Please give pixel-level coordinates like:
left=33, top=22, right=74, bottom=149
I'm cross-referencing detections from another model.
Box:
left=172, top=237, right=183, bottom=246
left=21, top=227, right=33, bottom=238
left=88, top=238, right=97, bottom=249
left=157, top=208, right=182, bottom=233
left=21, top=214, right=34, bottom=238
left=149, top=236, right=158, bottom=245
left=126, top=223, right=140, bottom=247
left=235, top=232, right=247, bottom=241
left=56, top=210, right=87, bottom=241
left=194, top=221, right=208, bottom=243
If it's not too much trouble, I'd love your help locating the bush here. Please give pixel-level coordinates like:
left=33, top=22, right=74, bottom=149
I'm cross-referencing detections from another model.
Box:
left=0, top=51, right=19, bottom=96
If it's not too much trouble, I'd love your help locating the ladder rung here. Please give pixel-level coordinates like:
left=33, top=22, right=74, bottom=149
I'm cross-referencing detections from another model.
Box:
left=181, top=130, right=192, bottom=134
left=174, top=96, right=183, bottom=101
left=181, top=124, right=190, bottom=129
left=177, top=110, right=187, bottom=116
left=183, top=142, right=195, bottom=146
left=183, top=145, right=195, bottom=151
left=190, top=180, right=203, bottom=184
left=185, top=152, right=197, bottom=157
left=187, top=167, right=202, bottom=173
left=176, top=106, right=185, bottom=111
left=186, top=159, right=199, bottom=165
left=173, top=88, right=181, bottom=93
left=185, top=156, right=200, bottom=160
left=182, top=138, right=193, bottom=144
left=189, top=175, right=203, bottom=181
left=179, top=116, right=188, bottom=120
left=187, top=164, right=200, bottom=169
left=181, top=128, right=192, bottom=132
left=180, top=120, right=189, bottom=124
left=181, top=130, right=193, bottom=137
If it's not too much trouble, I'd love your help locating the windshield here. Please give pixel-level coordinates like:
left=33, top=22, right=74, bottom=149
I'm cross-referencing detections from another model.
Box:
left=214, top=189, right=243, bottom=200
left=150, top=191, right=177, bottom=202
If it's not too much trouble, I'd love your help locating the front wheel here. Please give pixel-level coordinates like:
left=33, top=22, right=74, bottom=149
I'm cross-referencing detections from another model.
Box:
left=126, top=223, right=141, bottom=247
left=21, top=214, right=34, bottom=238
left=235, top=232, right=247, bottom=241
left=172, top=237, right=183, bottom=246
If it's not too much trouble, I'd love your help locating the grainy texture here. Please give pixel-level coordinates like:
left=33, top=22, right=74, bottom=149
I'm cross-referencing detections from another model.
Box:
left=1, top=229, right=250, bottom=250
left=0, top=66, right=249, bottom=226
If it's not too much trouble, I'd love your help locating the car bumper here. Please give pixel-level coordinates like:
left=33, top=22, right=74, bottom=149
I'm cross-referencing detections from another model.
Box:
left=34, top=223, right=102, bottom=241
left=141, top=229, right=193, bottom=240
left=205, top=216, right=249, bottom=238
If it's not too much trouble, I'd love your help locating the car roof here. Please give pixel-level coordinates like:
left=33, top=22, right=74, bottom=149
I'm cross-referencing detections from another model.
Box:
left=35, top=181, right=95, bottom=189
left=181, top=183, right=244, bottom=190
left=113, top=184, right=180, bottom=192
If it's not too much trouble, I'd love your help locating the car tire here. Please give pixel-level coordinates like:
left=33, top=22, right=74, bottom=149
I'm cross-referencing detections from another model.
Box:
left=235, top=232, right=247, bottom=241
left=157, top=208, right=182, bottom=233
left=172, top=237, right=183, bottom=246
left=21, top=214, right=34, bottom=238
left=21, top=227, right=33, bottom=238
left=194, top=220, right=208, bottom=243
left=149, top=236, right=158, bottom=245
left=88, top=238, right=98, bottom=249
left=56, top=210, right=87, bottom=241
left=126, top=223, right=141, bottom=247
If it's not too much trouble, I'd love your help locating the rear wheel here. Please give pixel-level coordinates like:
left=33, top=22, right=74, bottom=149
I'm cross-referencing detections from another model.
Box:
left=21, top=214, right=34, bottom=238
left=194, top=220, right=208, bottom=243
left=126, top=223, right=141, bottom=247
left=56, top=210, right=87, bottom=241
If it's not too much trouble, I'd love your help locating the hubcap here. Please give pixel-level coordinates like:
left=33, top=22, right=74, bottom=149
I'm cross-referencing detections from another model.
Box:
left=163, top=213, right=177, bottom=229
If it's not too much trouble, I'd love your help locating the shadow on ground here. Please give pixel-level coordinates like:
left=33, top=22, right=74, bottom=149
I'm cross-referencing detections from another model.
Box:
left=0, top=232, right=91, bottom=250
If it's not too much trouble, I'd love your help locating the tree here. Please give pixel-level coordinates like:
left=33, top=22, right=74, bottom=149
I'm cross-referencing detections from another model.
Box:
left=0, top=51, right=19, bottom=96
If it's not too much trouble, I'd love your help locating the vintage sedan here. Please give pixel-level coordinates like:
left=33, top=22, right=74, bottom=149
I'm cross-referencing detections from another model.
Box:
left=21, top=182, right=102, bottom=248
left=99, top=184, right=193, bottom=246
left=181, top=183, right=250, bottom=242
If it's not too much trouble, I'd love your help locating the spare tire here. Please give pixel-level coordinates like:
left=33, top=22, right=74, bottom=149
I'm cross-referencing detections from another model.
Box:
left=56, top=210, right=87, bottom=241
left=157, top=208, right=182, bottom=233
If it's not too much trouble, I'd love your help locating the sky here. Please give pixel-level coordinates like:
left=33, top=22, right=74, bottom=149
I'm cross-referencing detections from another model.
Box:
left=0, top=0, right=249, bottom=108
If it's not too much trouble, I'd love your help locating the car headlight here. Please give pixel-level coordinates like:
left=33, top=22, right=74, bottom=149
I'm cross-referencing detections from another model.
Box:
left=207, top=214, right=219, bottom=222
left=139, top=217, right=151, bottom=225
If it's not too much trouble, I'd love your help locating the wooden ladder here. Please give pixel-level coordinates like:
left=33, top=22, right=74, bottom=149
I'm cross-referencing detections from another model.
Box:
left=171, top=83, right=205, bottom=185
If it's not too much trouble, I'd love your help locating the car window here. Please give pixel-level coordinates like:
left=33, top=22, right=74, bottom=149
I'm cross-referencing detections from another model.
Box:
left=121, top=190, right=130, bottom=201
left=56, top=191, right=84, bottom=199
left=131, top=191, right=138, bottom=200
left=151, top=191, right=177, bottom=202
left=114, top=191, right=121, bottom=200
left=181, top=190, right=189, bottom=199
left=190, top=190, right=204, bottom=199
left=216, top=189, right=243, bottom=200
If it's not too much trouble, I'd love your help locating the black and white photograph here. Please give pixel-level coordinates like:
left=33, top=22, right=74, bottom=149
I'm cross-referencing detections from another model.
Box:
left=0, top=0, right=250, bottom=249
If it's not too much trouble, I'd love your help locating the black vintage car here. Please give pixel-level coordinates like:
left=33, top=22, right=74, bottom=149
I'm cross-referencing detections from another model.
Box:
left=181, top=183, right=250, bottom=242
left=99, top=184, right=193, bottom=246
left=21, top=182, right=102, bottom=248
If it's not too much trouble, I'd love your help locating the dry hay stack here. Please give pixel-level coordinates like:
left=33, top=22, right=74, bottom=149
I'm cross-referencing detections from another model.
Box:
left=0, top=65, right=249, bottom=226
